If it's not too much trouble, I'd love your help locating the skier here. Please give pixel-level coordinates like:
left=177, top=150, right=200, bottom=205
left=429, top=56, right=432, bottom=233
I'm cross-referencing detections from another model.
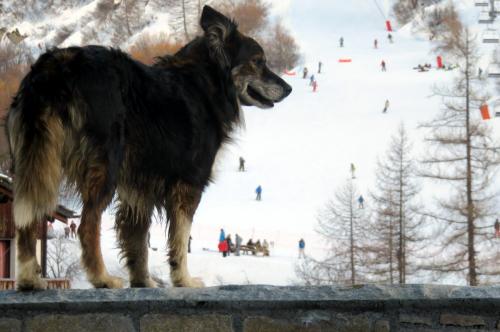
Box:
left=70, top=220, right=77, bottom=238
left=303, top=67, right=308, bottom=79
left=226, top=235, right=233, bottom=256
left=339, top=36, right=344, bottom=47
left=350, top=163, right=356, bottom=179
left=381, top=60, right=387, bottom=72
left=298, top=238, right=305, bottom=258
left=239, top=156, right=245, bottom=172
left=235, top=233, right=242, bottom=256
left=495, top=219, right=500, bottom=238
left=318, top=61, right=322, bottom=74
left=374, top=38, right=378, bottom=49
left=383, top=99, right=390, bottom=113
left=312, top=80, right=318, bottom=92
left=219, top=228, right=225, bottom=243
left=387, top=33, right=393, bottom=43
left=358, top=195, right=365, bottom=209
left=309, top=74, right=315, bottom=86
left=255, top=185, right=262, bottom=201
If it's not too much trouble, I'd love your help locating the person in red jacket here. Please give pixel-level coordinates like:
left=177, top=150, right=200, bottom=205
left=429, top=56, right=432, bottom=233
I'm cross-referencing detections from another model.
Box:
left=218, top=239, right=229, bottom=257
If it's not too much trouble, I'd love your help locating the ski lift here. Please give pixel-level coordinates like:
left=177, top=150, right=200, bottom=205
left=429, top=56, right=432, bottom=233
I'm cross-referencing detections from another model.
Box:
left=475, top=0, right=490, bottom=6
left=483, top=29, right=500, bottom=43
left=487, top=63, right=500, bottom=77
left=479, top=11, right=496, bottom=24
left=494, top=0, right=500, bottom=12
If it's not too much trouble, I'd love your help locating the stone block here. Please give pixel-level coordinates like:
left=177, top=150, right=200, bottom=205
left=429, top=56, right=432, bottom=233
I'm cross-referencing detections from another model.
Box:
left=25, top=314, right=134, bottom=332
left=0, top=318, right=21, bottom=332
left=399, top=313, right=433, bottom=326
left=440, top=313, right=486, bottom=327
left=140, top=314, right=233, bottom=332
left=243, top=314, right=370, bottom=332
left=373, top=320, right=390, bottom=332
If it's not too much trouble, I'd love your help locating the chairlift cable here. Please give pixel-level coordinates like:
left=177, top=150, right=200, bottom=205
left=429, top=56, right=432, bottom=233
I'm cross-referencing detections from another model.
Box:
left=372, top=0, right=387, bottom=21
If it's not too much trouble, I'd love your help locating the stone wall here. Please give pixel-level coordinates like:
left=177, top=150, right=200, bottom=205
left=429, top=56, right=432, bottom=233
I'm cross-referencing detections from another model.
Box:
left=1, top=284, right=500, bottom=331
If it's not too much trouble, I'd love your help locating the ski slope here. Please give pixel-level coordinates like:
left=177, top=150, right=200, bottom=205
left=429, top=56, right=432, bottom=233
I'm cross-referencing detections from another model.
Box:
left=66, top=0, right=500, bottom=288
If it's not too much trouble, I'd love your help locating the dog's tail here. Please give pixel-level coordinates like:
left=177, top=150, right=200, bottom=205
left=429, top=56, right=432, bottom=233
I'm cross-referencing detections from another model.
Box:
left=7, top=52, right=68, bottom=229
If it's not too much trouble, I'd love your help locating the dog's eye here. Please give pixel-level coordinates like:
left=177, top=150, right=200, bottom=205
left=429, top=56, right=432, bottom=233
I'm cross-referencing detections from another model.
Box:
left=253, top=59, right=265, bottom=67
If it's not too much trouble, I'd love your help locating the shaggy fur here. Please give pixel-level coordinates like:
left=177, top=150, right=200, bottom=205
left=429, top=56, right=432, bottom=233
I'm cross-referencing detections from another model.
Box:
left=7, top=6, right=291, bottom=290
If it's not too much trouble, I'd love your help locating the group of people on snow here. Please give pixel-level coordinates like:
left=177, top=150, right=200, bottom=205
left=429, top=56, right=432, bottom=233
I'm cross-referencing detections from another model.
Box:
left=218, top=228, right=271, bottom=257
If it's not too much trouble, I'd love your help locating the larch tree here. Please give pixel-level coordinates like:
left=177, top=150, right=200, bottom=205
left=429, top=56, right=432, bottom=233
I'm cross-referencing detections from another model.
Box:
left=369, top=124, right=425, bottom=284
left=419, top=18, right=500, bottom=285
left=296, top=179, right=369, bottom=285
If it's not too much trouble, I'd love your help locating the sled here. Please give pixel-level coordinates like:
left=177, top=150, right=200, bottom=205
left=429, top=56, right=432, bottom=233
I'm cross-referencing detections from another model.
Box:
left=338, top=59, right=352, bottom=63
left=480, top=104, right=491, bottom=120
left=283, top=69, right=296, bottom=76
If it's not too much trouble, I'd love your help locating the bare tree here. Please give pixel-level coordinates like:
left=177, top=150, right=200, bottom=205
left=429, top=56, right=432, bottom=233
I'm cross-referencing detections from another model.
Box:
left=110, top=0, right=148, bottom=46
left=46, top=236, right=82, bottom=280
left=419, top=21, right=500, bottom=285
left=260, top=20, right=300, bottom=73
left=156, top=0, right=204, bottom=41
left=297, top=179, right=369, bottom=285
left=369, top=124, right=425, bottom=284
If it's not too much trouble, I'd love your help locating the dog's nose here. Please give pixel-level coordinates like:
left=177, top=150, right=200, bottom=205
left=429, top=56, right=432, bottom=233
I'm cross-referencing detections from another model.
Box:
left=283, top=84, right=292, bottom=97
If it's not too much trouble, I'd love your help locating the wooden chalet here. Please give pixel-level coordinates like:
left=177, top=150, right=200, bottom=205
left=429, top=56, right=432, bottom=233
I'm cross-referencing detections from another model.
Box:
left=0, top=174, right=77, bottom=289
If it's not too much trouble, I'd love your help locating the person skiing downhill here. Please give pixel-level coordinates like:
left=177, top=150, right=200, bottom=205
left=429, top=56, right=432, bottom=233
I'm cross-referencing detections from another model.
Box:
left=298, top=238, right=306, bottom=258
left=387, top=33, right=393, bottom=43
left=303, top=67, right=308, bottom=79
left=383, top=99, right=390, bottom=113
left=309, top=74, right=315, bottom=86
left=358, top=195, right=365, bottom=209
left=339, top=36, right=344, bottom=47
left=381, top=60, right=387, bottom=71
left=255, top=185, right=262, bottom=201
left=318, top=61, right=322, bottom=74
left=374, top=38, right=378, bottom=49
left=239, top=156, right=245, bottom=172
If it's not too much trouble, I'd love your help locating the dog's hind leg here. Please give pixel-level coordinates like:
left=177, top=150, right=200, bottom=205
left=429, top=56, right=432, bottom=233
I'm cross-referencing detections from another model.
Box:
left=78, top=165, right=123, bottom=289
left=8, top=109, right=64, bottom=290
left=166, top=182, right=203, bottom=287
left=115, top=196, right=156, bottom=287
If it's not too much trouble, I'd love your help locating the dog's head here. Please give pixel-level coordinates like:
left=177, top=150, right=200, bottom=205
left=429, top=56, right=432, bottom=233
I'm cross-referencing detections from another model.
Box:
left=200, top=6, right=292, bottom=109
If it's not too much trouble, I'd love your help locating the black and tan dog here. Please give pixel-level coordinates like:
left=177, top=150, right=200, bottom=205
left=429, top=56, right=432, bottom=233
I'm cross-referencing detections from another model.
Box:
left=7, top=6, right=291, bottom=290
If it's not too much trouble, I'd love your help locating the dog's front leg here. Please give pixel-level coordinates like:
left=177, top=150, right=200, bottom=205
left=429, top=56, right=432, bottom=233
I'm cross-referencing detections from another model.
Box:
left=167, top=182, right=204, bottom=287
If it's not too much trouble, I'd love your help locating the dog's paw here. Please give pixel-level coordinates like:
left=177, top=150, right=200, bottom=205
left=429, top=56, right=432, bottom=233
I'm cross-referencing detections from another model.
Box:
left=17, top=276, right=47, bottom=291
left=179, top=276, right=205, bottom=288
left=92, top=274, right=124, bottom=289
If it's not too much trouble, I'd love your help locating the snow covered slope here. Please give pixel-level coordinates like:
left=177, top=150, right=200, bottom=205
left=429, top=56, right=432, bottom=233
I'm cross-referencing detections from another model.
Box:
left=29, top=0, right=499, bottom=287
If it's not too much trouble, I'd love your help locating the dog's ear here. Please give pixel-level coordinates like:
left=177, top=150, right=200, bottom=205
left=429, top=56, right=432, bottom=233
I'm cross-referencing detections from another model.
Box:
left=201, top=6, right=236, bottom=68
